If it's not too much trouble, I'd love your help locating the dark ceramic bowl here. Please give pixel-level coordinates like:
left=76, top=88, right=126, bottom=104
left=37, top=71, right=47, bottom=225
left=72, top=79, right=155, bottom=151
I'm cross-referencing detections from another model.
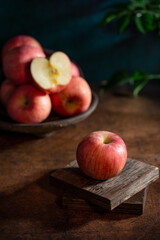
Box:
left=0, top=49, right=98, bottom=137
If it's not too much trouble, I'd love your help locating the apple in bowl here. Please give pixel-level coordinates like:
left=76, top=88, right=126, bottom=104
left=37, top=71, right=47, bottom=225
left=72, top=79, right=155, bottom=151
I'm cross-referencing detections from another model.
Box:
left=3, top=45, right=46, bottom=85
left=30, top=51, right=72, bottom=93
left=7, top=84, right=52, bottom=124
left=1, top=34, right=94, bottom=126
left=76, top=131, right=127, bottom=180
left=50, top=76, right=92, bottom=117
left=0, top=79, right=16, bottom=106
left=1, top=35, right=43, bottom=60
left=71, top=62, right=80, bottom=77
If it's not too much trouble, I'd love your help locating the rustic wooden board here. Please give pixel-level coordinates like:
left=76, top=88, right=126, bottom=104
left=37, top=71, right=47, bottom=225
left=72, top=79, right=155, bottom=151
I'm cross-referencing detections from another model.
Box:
left=50, top=158, right=159, bottom=211
left=61, top=187, right=149, bottom=215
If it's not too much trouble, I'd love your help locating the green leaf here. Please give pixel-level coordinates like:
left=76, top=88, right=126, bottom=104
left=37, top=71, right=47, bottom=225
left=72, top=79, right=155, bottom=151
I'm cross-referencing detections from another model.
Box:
left=131, top=0, right=146, bottom=6
left=101, top=12, right=118, bottom=26
left=135, top=15, right=146, bottom=33
left=119, top=15, right=131, bottom=33
left=132, top=70, right=148, bottom=96
left=101, top=0, right=160, bottom=34
left=155, top=12, right=160, bottom=19
left=143, top=13, right=157, bottom=31
left=102, top=68, right=160, bottom=97
left=133, top=77, right=149, bottom=96
left=133, top=70, right=146, bottom=80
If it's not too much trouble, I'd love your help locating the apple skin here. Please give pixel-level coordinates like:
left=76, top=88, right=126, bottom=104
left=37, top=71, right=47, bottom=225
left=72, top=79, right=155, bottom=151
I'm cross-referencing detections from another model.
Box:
left=1, top=35, right=43, bottom=60
left=76, top=131, right=127, bottom=180
left=7, top=84, right=52, bottom=124
left=3, top=45, right=46, bottom=85
left=71, top=62, right=80, bottom=77
left=48, top=84, right=66, bottom=94
left=0, top=80, right=16, bottom=106
left=50, top=76, right=92, bottom=117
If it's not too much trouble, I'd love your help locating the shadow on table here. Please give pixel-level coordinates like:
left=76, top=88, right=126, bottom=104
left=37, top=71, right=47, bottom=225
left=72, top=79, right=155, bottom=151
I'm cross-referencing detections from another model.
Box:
left=0, top=130, right=38, bottom=150
left=0, top=173, right=138, bottom=233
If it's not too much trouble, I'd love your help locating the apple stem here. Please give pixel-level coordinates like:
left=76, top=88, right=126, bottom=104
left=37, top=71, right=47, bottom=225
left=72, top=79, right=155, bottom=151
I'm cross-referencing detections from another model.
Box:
left=23, top=97, right=30, bottom=107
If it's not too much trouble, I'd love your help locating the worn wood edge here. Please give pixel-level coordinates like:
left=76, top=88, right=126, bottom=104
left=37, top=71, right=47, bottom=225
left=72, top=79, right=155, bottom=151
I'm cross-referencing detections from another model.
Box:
left=112, top=186, right=149, bottom=214
left=110, top=166, right=159, bottom=210
left=61, top=187, right=149, bottom=215
left=50, top=175, right=111, bottom=210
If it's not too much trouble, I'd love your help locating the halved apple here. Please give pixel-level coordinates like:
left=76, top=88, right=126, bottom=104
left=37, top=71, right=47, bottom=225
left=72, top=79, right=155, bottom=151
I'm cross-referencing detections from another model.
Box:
left=30, top=51, right=72, bottom=93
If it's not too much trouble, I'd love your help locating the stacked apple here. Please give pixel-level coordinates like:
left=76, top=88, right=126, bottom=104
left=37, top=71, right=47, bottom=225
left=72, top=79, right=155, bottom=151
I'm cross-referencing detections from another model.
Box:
left=0, top=35, right=92, bottom=124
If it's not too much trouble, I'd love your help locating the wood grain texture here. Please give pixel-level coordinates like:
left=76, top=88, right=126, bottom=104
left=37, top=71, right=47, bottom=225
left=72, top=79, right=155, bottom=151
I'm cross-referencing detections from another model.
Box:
left=0, top=84, right=160, bottom=240
left=50, top=159, right=159, bottom=210
left=61, top=187, right=149, bottom=215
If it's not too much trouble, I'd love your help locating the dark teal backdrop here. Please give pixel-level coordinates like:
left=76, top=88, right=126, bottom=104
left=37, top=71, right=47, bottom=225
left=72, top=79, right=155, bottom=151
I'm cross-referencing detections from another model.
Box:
left=1, top=0, right=160, bottom=84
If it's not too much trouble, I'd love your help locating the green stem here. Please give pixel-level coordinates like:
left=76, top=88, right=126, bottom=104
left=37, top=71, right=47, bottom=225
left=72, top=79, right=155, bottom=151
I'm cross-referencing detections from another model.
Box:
left=147, top=74, right=160, bottom=80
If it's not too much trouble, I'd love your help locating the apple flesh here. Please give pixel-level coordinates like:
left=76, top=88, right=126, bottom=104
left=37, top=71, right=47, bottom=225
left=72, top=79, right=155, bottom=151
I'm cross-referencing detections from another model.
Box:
left=30, top=51, right=72, bottom=93
left=76, top=131, right=127, bottom=180
left=3, top=45, right=46, bottom=85
left=0, top=80, right=16, bottom=106
left=50, top=76, right=92, bottom=117
left=7, top=84, right=52, bottom=124
left=1, top=35, right=43, bottom=60
left=71, top=62, right=80, bottom=77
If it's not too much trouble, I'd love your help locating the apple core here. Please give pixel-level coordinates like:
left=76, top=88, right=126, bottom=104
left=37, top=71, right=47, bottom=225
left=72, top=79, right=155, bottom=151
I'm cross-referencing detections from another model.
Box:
left=103, top=136, right=112, bottom=144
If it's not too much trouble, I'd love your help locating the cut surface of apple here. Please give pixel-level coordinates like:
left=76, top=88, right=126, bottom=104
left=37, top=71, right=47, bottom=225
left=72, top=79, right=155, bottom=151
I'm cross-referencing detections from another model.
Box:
left=31, top=51, right=72, bottom=92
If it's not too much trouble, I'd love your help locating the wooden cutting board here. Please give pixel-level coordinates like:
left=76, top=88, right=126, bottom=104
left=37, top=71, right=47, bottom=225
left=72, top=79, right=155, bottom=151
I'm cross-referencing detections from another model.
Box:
left=50, top=158, right=159, bottom=211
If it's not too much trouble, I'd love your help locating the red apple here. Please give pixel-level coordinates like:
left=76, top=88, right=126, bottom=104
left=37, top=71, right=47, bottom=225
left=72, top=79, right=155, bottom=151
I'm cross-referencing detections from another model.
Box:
left=2, top=35, right=43, bottom=60
left=71, top=62, right=80, bottom=77
left=3, top=45, right=46, bottom=85
left=0, top=80, right=16, bottom=106
left=76, top=131, right=127, bottom=180
left=50, top=76, right=92, bottom=117
left=7, top=84, right=52, bottom=124
left=30, top=51, right=71, bottom=93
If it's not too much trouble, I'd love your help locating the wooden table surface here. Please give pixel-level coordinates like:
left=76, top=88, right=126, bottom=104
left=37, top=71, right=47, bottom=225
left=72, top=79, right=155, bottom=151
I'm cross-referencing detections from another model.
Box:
left=0, top=85, right=160, bottom=240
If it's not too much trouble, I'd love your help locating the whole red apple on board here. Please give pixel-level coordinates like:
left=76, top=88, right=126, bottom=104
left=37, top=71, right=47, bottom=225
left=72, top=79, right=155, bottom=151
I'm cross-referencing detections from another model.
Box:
left=76, top=131, right=127, bottom=180
left=3, top=45, right=46, bottom=85
left=7, top=84, right=52, bottom=124
left=50, top=76, right=92, bottom=117
left=1, top=35, right=43, bottom=60
left=30, top=51, right=72, bottom=93
left=71, top=62, right=80, bottom=77
left=0, top=80, right=16, bottom=106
